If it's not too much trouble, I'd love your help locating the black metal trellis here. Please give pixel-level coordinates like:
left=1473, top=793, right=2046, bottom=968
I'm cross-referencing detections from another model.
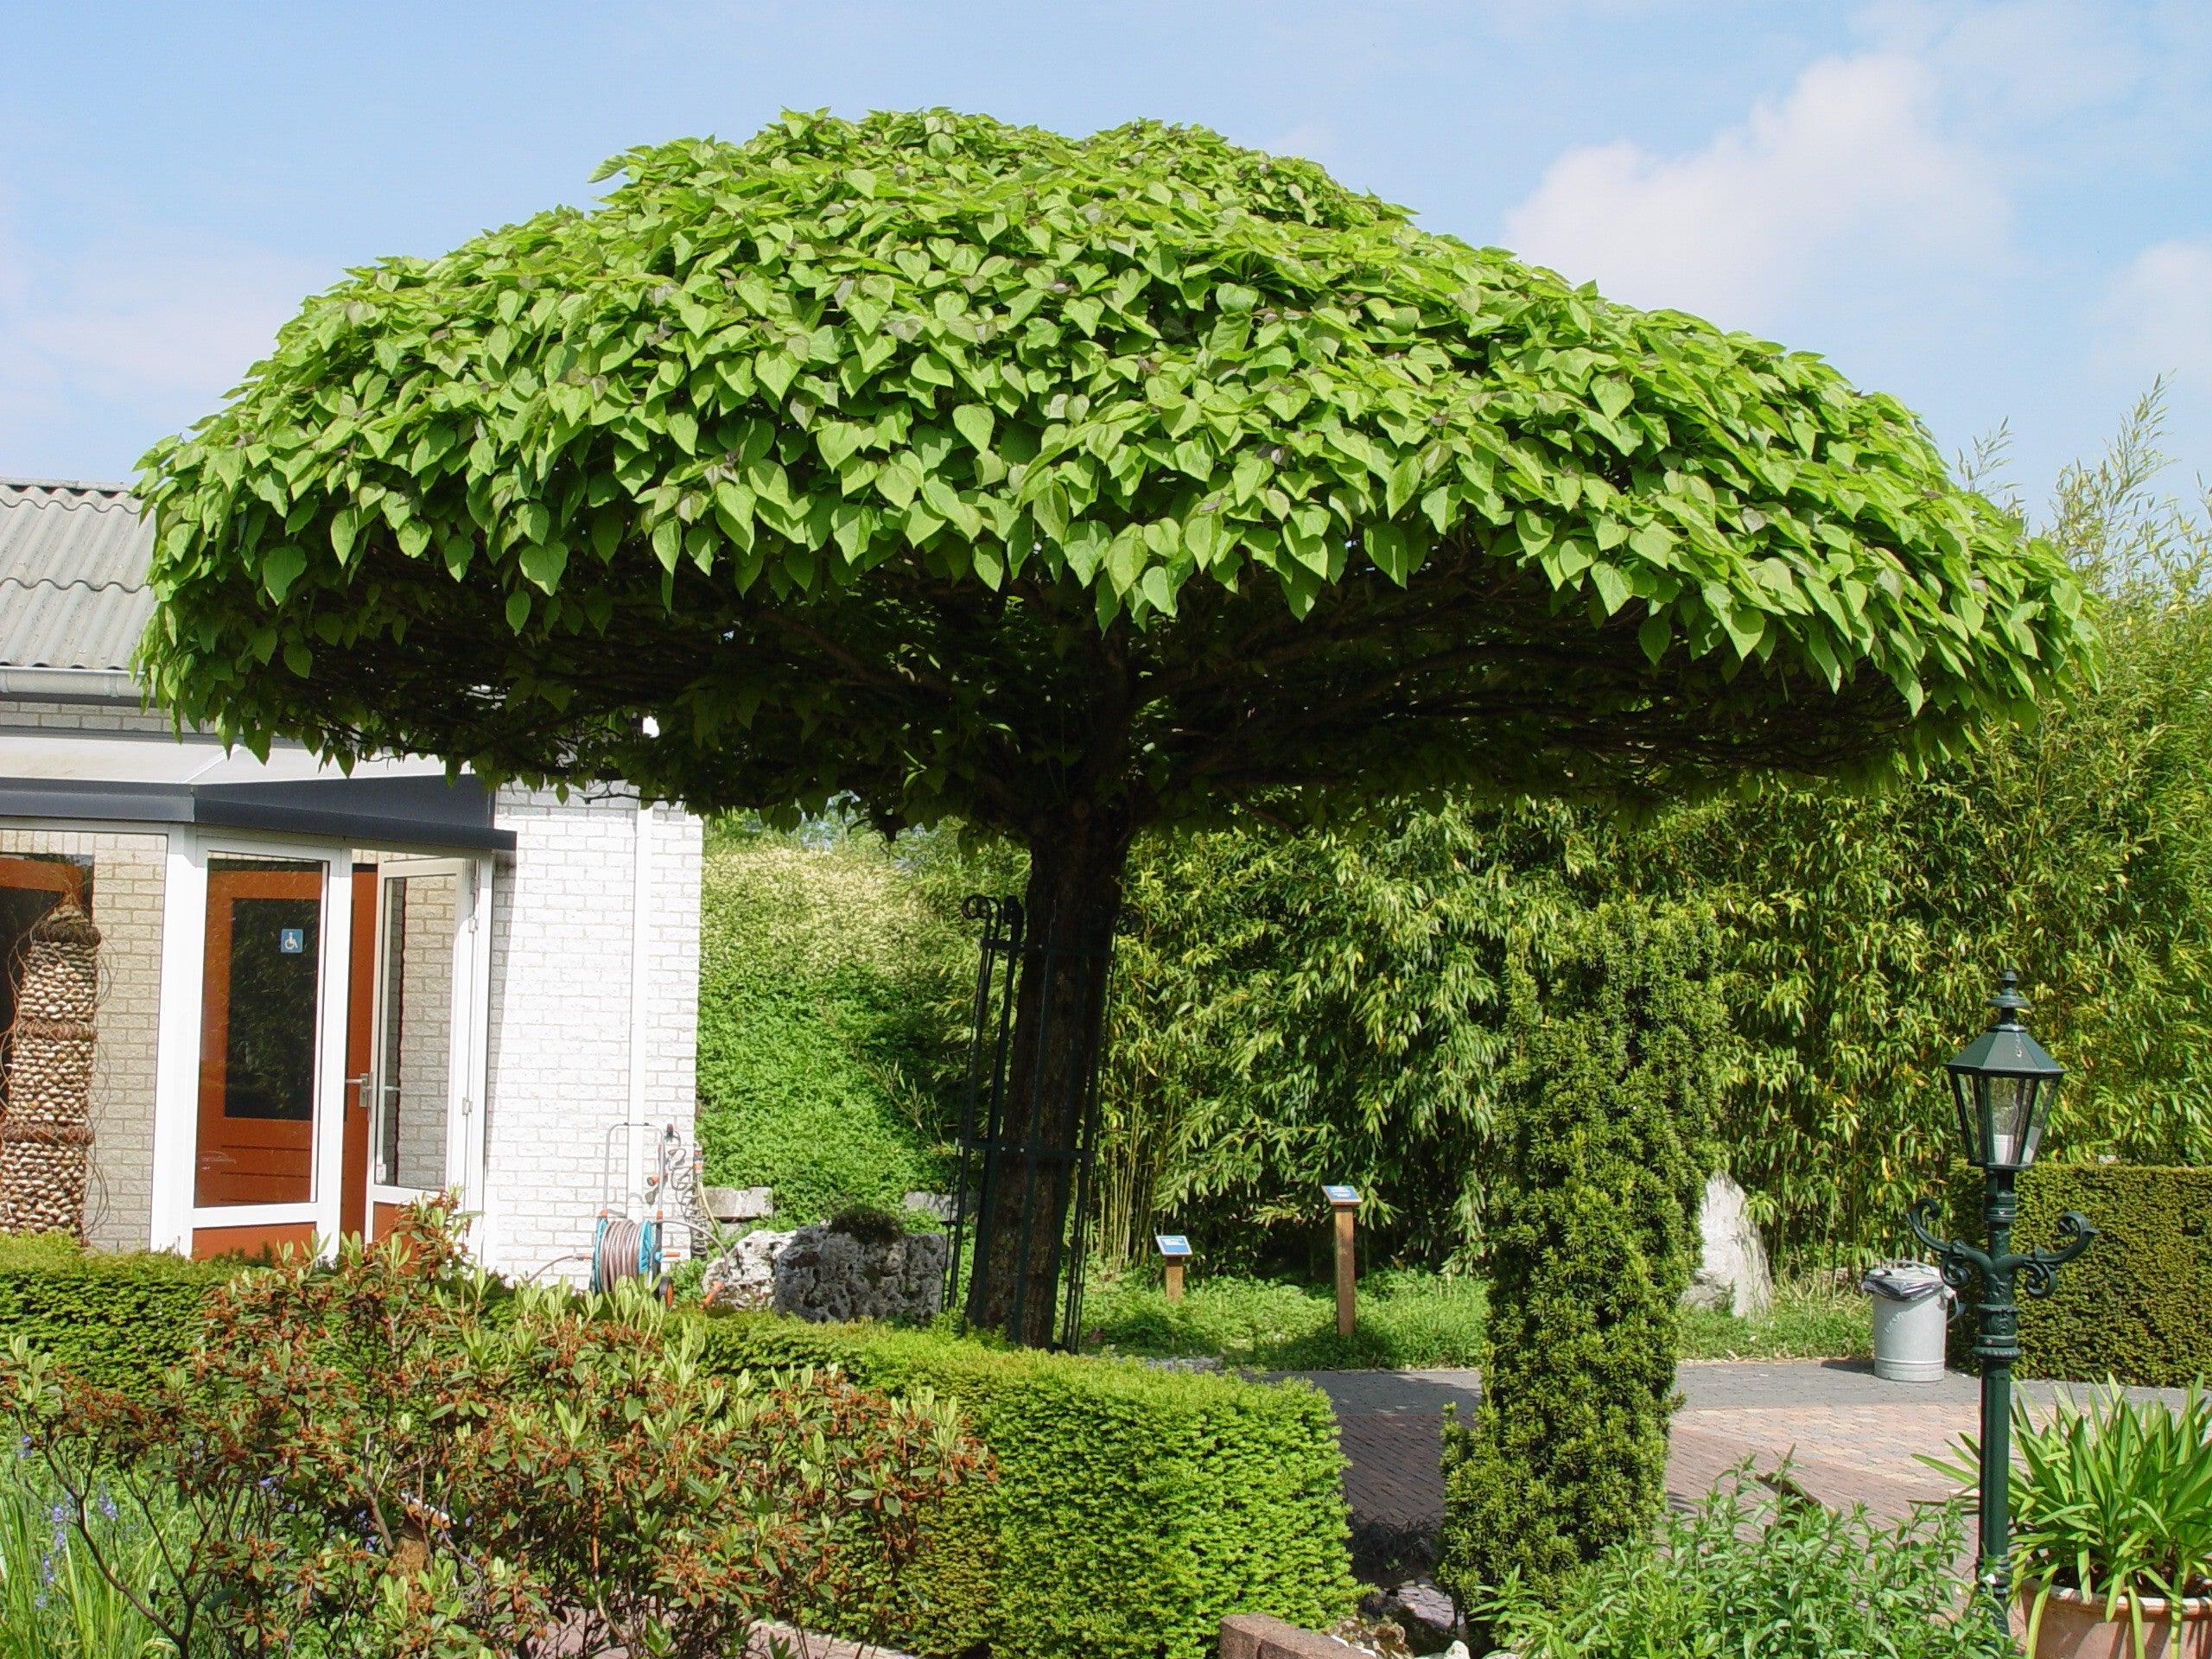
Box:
left=943, top=893, right=1114, bottom=1351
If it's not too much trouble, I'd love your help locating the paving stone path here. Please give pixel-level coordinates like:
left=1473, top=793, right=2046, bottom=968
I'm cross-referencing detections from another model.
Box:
left=1274, top=1360, right=2183, bottom=1575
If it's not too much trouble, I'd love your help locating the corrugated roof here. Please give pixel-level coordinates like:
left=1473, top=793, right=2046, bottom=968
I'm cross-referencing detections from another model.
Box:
left=0, top=478, right=156, bottom=672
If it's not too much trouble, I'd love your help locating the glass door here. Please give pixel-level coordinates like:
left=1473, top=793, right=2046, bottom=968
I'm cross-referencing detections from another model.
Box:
left=365, top=861, right=465, bottom=1236
left=194, top=857, right=325, bottom=1209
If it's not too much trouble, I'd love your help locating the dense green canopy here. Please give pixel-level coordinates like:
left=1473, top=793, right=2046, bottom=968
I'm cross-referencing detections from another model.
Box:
left=139, top=110, right=2090, bottom=838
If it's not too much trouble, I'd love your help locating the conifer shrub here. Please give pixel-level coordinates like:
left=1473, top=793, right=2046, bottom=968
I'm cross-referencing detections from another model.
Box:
left=1436, top=901, right=1722, bottom=1618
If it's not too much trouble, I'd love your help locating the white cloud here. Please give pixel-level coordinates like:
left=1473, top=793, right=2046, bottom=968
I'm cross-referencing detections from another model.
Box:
left=1501, top=52, right=2007, bottom=327
left=2096, top=238, right=2212, bottom=391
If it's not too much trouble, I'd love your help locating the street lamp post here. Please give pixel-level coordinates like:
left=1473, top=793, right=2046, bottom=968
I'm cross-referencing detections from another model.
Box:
left=1907, top=969, right=2096, bottom=1633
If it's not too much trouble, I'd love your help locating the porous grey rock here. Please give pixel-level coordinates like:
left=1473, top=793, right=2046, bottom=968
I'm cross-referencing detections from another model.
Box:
left=772, top=1223, right=947, bottom=1325
left=1681, top=1171, right=1773, bottom=1318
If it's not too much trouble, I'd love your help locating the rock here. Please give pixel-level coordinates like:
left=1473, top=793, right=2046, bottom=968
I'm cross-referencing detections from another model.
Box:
left=701, top=1227, right=793, bottom=1309
left=1358, top=1581, right=1460, bottom=1651
left=902, top=1190, right=957, bottom=1220
left=1681, top=1171, right=1772, bottom=1318
left=772, top=1223, right=947, bottom=1325
left=702, top=1185, right=774, bottom=1222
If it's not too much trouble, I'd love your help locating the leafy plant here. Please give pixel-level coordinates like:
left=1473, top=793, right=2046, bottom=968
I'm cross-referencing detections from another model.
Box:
left=0, top=1202, right=986, bottom=1659
left=1474, top=1464, right=2010, bottom=1659
left=1924, top=1382, right=2212, bottom=1656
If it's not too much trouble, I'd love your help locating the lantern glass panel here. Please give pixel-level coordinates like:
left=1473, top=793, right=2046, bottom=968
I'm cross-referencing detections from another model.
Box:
left=1984, top=1073, right=2046, bottom=1170
left=1949, top=1070, right=1979, bottom=1162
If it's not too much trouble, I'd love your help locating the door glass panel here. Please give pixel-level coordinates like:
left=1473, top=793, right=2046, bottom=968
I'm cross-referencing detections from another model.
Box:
left=195, top=857, right=323, bottom=1207
left=374, top=870, right=456, bottom=1192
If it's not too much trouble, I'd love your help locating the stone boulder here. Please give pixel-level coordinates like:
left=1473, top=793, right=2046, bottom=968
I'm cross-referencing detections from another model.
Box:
left=771, top=1223, right=947, bottom=1325
left=1681, top=1171, right=1772, bottom=1318
left=700, top=1226, right=793, bottom=1311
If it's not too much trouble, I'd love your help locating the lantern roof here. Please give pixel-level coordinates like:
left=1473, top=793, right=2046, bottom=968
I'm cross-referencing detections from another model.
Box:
left=1945, top=969, right=2064, bottom=1081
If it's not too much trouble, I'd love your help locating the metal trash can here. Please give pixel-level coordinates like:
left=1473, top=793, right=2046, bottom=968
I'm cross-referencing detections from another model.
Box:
left=1861, top=1262, right=1952, bottom=1382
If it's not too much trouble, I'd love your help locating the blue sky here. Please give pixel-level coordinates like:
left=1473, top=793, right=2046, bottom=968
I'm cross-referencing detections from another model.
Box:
left=4, top=2, right=2207, bottom=514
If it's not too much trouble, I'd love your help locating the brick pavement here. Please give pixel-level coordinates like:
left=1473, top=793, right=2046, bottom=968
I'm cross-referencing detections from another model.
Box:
left=1273, top=1360, right=2183, bottom=1577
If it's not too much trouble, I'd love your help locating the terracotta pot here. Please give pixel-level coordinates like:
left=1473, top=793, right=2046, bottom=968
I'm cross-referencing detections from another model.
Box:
left=2018, top=1586, right=2212, bottom=1659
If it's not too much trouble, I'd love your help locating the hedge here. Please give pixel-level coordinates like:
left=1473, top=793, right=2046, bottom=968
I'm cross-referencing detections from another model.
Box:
left=691, top=1311, right=1357, bottom=1659
left=0, top=1233, right=233, bottom=1391
left=1943, top=1165, right=2212, bottom=1387
left=0, top=1237, right=1357, bottom=1659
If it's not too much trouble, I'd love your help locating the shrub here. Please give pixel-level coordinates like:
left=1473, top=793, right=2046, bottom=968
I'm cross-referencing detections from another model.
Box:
left=1473, top=1465, right=2009, bottom=1659
left=1, top=1205, right=984, bottom=1659
left=0, top=1232, right=232, bottom=1393
left=695, top=831, right=969, bottom=1223
left=1942, top=1164, right=2212, bottom=1386
left=692, top=1307, right=1358, bottom=1659
left=1437, top=902, right=1721, bottom=1617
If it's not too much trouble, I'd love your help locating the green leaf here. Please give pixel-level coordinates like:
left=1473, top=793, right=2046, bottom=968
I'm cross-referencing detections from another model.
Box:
left=505, top=590, right=531, bottom=632
left=518, top=541, right=569, bottom=594
left=1589, top=561, right=1630, bottom=617
left=1637, top=612, right=1670, bottom=665
left=952, top=404, right=995, bottom=454
left=260, top=546, right=308, bottom=604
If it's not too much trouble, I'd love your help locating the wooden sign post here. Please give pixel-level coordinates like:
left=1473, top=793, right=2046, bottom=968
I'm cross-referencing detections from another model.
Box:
left=1155, top=1234, right=1192, bottom=1303
left=1324, top=1185, right=1360, bottom=1337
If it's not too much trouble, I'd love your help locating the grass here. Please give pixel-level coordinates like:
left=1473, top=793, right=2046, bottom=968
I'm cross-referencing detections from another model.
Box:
left=1082, top=1268, right=1490, bottom=1370
left=1677, top=1276, right=1872, bottom=1362
left=1080, top=1268, right=1870, bottom=1370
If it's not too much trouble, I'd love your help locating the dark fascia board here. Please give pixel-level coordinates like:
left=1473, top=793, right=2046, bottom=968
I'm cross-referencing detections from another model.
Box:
left=0, top=772, right=515, bottom=852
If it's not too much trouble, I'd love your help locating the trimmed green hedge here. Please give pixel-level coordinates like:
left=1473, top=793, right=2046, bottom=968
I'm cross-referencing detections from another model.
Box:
left=0, top=1233, right=232, bottom=1392
left=0, top=1237, right=1356, bottom=1658
left=1944, top=1165, right=2212, bottom=1386
left=692, top=1311, right=1357, bottom=1659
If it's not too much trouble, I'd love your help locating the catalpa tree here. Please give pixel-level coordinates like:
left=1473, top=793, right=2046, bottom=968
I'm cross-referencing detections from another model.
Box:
left=139, top=111, right=2091, bottom=1344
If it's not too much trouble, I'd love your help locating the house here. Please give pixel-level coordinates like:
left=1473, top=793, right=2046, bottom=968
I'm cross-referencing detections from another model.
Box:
left=0, top=477, right=702, bottom=1281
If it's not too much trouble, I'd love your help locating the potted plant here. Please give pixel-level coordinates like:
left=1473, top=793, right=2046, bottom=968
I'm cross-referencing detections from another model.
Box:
left=1927, top=1382, right=2212, bottom=1658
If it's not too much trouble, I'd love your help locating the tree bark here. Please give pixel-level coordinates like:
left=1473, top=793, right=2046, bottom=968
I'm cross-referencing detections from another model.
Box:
left=965, top=804, right=1131, bottom=1346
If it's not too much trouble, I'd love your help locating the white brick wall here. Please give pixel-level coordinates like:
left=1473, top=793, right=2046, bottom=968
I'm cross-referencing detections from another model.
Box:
left=0, top=824, right=166, bottom=1251
left=389, top=870, right=457, bottom=1192
left=0, top=696, right=704, bottom=1275
left=479, top=788, right=701, bottom=1283
left=2, top=700, right=185, bottom=736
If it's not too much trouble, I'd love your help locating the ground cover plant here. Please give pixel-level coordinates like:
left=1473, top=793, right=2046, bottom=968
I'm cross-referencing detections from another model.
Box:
left=0, top=1206, right=983, bottom=1659
left=137, top=108, right=2087, bottom=1344
left=695, top=822, right=969, bottom=1220
left=1471, top=1465, right=2008, bottom=1659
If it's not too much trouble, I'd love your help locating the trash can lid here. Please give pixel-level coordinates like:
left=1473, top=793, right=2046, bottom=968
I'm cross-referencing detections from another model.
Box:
left=1861, top=1262, right=1946, bottom=1302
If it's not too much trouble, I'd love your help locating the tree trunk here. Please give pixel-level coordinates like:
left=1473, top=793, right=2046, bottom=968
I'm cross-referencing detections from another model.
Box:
left=965, top=806, right=1130, bottom=1346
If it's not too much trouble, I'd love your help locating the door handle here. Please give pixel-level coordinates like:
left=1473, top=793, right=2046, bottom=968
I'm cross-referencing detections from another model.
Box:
left=347, top=1071, right=372, bottom=1107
